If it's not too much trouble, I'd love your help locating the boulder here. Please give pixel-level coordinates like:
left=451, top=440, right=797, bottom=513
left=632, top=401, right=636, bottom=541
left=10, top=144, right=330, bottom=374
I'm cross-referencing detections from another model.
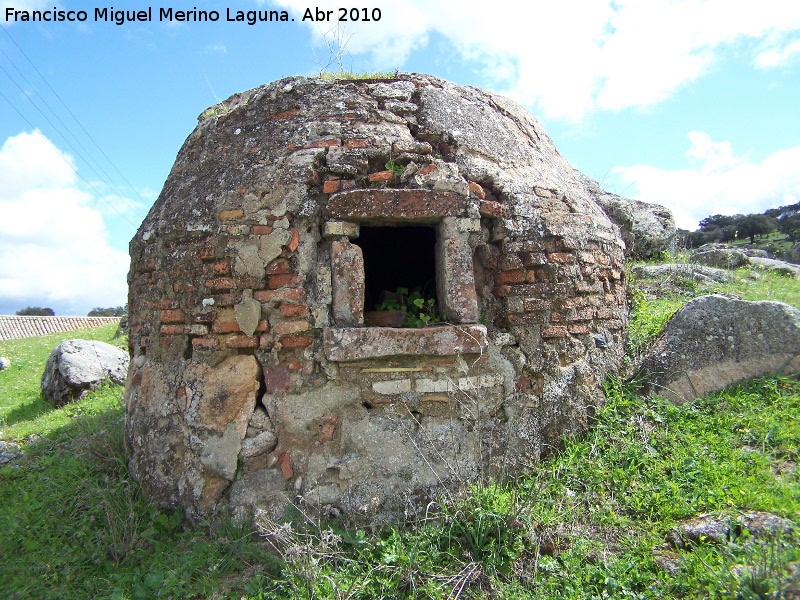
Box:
left=790, top=242, right=800, bottom=265
left=638, top=295, right=800, bottom=404
left=0, top=357, right=9, bottom=371
left=578, top=171, right=676, bottom=258
left=747, top=256, right=800, bottom=279
left=41, top=339, right=129, bottom=407
left=630, top=263, right=733, bottom=284
left=690, top=244, right=749, bottom=269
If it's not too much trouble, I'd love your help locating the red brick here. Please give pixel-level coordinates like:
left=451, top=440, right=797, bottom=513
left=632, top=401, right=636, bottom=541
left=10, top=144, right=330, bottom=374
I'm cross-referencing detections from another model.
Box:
left=160, top=324, right=188, bottom=335
left=154, top=299, right=178, bottom=310
left=479, top=200, right=502, bottom=218
left=273, top=320, right=311, bottom=335
left=160, top=309, right=184, bottom=323
left=596, top=308, right=616, bottom=320
left=523, top=298, right=552, bottom=312
left=226, top=335, right=259, bottom=349
left=254, top=288, right=305, bottom=303
left=219, top=209, right=244, bottom=221
left=278, top=451, right=293, bottom=479
left=345, top=138, right=370, bottom=149
left=517, top=376, right=531, bottom=392
left=419, top=163, right=436, bottom=175
left=268, top=273, right=302, bottom=289
left=207, top=277, right=234, bottom=291
left=277, top=335, right=313, bottom=348
left=256, top=319, right=269, bottom=332
left=288, top=229, right=299, bottom=253
left=323, top=180, right=342, bottom=194
left=252, top=225, right=273, bottom=235
left=304, top=138, right=339, bottom=148
left=548, top=252, right=576, bottom=264
left=550, top=312, right=565, bottom=322
left=278, top=303, right=308, bottom=317
left=569, top=308, right=595, bottom=322
left=505, top=313, right=545, bottom=325
left=568, top=324, right=590, bottom=335
left=496, top=269, right=526, bottom=284
left=259, top=333, right=274, bottom=348
left=236, top=187, right=247, bottom=196
left=287, top=358, right=304, bottom=371
left=173, top=282, right=195, bottom=293
left=266, top=259, right=291, bottom=275
left=268, top=108, right=299, bottom=121
left=212, top=261, right=231, bottom=275
left=468, top=181, right=486, bottom=199
left=541, top=326, right=567, bottom=338
left=196, top=245, right=215, bottom=260
left=212, top=321, right=240, bottom=334
left=306, top=170, right=321, bottom=185
left=369, top=170, right=394, bottom=183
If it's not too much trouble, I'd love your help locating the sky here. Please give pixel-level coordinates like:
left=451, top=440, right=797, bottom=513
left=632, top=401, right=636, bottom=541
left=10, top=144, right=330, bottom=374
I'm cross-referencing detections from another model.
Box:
left=1, top=0, right=799, bottom=316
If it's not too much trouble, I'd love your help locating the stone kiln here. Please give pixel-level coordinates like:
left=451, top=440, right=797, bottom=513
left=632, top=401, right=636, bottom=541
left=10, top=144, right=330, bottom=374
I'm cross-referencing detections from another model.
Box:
left=125, top=74, right=628, bottom=523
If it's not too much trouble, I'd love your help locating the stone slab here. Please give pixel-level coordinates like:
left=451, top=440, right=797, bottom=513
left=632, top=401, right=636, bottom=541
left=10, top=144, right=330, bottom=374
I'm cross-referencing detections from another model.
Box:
left=323, top=324, right=488, bottom=361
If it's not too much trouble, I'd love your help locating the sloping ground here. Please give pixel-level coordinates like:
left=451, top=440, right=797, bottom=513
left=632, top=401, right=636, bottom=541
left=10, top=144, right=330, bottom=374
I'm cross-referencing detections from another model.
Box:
left=0, top=316, right=121, bottom=341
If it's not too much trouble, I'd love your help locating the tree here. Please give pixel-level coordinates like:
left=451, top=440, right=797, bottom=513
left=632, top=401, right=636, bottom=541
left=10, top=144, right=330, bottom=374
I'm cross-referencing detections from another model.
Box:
left=778, top=213, right=800, bottom=243
left=699, top=214, right=741, bottom=232
left=16, top=306, right=55, bottom=316
left=88, top=305, right=127, bottom=317
left=738, top=214, right=774, bottom=244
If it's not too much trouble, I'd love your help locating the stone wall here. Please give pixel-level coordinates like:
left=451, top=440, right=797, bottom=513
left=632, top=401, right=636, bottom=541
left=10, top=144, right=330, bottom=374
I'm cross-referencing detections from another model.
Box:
left=125, top=74, right=628, bottom=523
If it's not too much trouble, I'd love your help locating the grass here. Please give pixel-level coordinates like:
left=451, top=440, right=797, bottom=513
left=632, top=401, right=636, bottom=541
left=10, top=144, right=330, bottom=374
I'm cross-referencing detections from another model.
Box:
left=316, top=70, right=398, bottom=81
left=1, top=275, right=799, bottom=598
left=627, top=257, right=800, bottom=359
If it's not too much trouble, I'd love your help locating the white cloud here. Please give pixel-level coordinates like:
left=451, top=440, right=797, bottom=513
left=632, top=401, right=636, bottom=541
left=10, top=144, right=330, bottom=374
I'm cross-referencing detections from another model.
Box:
left=613, top=131, right=800, bottom=230
left=0, top=131, right=130, bottom=315
left=273, top=0, right=800, bottom=121
left=756, top=37, right=800, bottom=67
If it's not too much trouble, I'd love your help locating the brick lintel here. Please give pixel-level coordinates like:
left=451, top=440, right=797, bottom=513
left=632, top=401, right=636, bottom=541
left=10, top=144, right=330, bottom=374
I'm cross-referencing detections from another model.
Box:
left=325, top=189, right=469, bottom=223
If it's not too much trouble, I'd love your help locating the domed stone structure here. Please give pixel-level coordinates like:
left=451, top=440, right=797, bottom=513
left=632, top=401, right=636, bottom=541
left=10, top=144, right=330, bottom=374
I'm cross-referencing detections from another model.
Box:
left=125, top=74, right=628, bottom=523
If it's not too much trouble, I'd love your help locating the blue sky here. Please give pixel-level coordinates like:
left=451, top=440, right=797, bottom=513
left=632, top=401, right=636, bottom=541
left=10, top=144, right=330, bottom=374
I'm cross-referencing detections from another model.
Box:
left=1, top=0, right=799, bottom=315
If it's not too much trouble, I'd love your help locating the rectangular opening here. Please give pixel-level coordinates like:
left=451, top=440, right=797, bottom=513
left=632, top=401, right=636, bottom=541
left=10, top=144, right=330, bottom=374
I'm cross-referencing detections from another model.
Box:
left=358, top=225, right=437, bottom=313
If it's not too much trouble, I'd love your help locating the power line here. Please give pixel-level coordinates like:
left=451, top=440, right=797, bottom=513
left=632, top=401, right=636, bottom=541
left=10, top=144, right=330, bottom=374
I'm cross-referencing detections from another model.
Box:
left=0, top=88, right=139, bottom=227
left=1, top=26, right=150, bottom=217
left=0, top=45, right=141, bottom=216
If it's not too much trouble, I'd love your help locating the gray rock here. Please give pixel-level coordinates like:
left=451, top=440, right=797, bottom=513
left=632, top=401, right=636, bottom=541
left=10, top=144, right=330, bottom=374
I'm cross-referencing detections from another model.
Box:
left=667, top=514, right=732, bottom=548
left=790, top=242, right=800, bottom=265
left=690, top=244, right=749, bottom=269
left=638, top=295, right=800, bottom=404
left=0, top=441, right=23, bottom=465
left=241, top=430, right=278, bottom=458
left=737, top=511, right=794, bottom=539
left=748, top=256, right=800, bottom=279
left=0, top=357, right=9, bottom=371
left=578, top=171, right=676, bottom=258
left=41, top=339, right=129, bottom=407
left=630, top=263, right=733, bottom=283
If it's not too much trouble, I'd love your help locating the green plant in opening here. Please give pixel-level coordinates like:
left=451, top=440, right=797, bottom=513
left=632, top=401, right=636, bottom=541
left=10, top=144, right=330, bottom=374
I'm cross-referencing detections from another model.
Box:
left=385, top=160, right=403, bottom=177
left=378, top=287, right=442, bottom=327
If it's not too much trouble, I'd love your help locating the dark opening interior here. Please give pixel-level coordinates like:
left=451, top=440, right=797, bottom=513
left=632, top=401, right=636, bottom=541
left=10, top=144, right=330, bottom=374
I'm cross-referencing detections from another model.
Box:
left=358, top=225, right=437, bottom=311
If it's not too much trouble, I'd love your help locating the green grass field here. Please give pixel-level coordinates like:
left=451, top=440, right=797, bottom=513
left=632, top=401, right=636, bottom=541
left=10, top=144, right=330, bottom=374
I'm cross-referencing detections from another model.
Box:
left=1, top=265, right=799, bottom=598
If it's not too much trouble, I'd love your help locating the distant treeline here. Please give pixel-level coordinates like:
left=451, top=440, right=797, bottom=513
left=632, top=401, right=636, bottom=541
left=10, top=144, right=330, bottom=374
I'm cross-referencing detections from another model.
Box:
left=683, top=202, right=800, bottom=247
